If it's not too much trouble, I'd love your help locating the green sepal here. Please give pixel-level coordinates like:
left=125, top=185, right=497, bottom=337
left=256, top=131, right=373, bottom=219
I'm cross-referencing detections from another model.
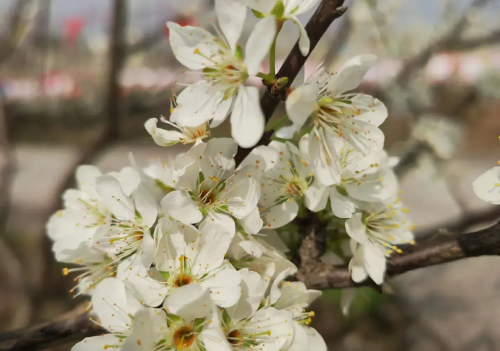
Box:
left=193, top=317, right=206, bottom=333
left=270, top=1, right=285, bottom=17
left=335, top=185, right=349, bottom=197
left=235, top=45, right=244, bottom=59
left=251, top=9, right=265, bottom=18
left=160, top=271, right=171, bottom=281
left=221, top=309, right=232, bottom=326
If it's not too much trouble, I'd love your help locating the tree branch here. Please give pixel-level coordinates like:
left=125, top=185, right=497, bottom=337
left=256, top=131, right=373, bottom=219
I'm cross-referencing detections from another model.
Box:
left=0, top=304, right=103, bottom=351
left=235, top=0, right=348, bottom=165
left=298, top=220, right=500, bottom=289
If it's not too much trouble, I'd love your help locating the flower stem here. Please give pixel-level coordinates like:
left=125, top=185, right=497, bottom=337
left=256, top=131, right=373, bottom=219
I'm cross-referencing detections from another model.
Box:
left=257, top=72, right=275, bottom=85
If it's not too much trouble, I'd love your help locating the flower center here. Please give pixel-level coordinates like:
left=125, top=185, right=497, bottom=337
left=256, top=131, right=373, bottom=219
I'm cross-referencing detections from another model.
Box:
left=285, top=180, right=302, bottom=197
left=174, top=274, right=193, bottom=287
left=199, top=190, right=216, bottom=205
left=227, top=329, right=242, bottom=345
left=173, top=326, right=196, bottom=349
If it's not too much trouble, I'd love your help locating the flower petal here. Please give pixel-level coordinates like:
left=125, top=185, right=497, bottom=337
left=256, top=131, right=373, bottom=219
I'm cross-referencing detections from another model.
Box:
left=292, top=16, right=310, bottom=56
left=164, top=284, right=213, bottom=321
left=363, top=244, right=386, bottom=285
left=345, top=213, right=369, bottom=244
left=231, top=86, right=265, bottom=147
left=167, top=22, right=218, bottom=70
left=239, top=208, right=264, bottom=234
left=244, top=16, right=277, bottom=76
left=473, top=167, right=500, bottom=204
left=161, top=190, right=203, bottom=224
left=285, top=83, right=318, bottom=133
left=96, top=175, right=135, bottom=221
left=73, top=335, right=122, bottom=351
left=171, top=83, right=226, bottom=127
left=144, top=118, right=184, bottom=147
left=199, top=265, right=242, bottom=307
left=263, top=200, right=299, bottom=229
left=304, top=179, right=328, bottom=211
left=134, top=186, right=158, bottom=227
left=327, top=54, right=377, bottom=96
left=226, top=268, right=266, bottom=320
left=121, top=308, right=167, bottom=351
left=215, top=0, right=247, bottom=52
left=329, top=187, right=358, bottom=218
left=351, top=94, right=388, bottom=127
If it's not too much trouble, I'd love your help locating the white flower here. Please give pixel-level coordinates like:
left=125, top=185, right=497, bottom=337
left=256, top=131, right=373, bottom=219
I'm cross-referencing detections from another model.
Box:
left=162, top=138, right=261, bottom=236
left=345, top=199, right=414, bottom=284
left=167, top=1, right=277, bottom=147
left=228, top=230, right=297, bottom=287
left=247, top=0, right=321, bottom=55
left=258, top=141, right=328, bottom=229
left=47, top=165, right=108, bottom=262
left=212, top=269, right=295, bottom=351
left=145, top=116, right=210, bottom=147
left=146, top=218, right=242, bottom=308
left=307, top=136, right=399, bottom=218
left=473, top=166, right=500, bottom=205
left=266, top=271, right=325, bottom=351
left=277, top=56, right=387, bottom=185
left=72, top=278, right=143, bottom=351
left=141, top=156, right=182, bottom=202
left=93, top=174, right=157, bottom=270
left=121, top=285, right=221, bottom=351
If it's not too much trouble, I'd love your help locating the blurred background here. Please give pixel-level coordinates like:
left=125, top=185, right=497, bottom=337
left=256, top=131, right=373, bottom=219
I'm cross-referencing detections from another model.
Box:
left=0, top=0, right=500, bottom=350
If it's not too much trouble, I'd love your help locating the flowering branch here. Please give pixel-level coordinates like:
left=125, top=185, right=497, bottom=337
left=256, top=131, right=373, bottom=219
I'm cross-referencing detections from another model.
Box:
left=234, top=0, right=347, bottom=165
left=298, top=220, right=500, bottom=289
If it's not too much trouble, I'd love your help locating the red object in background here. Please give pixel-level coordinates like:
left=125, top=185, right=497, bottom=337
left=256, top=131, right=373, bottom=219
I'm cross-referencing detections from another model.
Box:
left=64, top=17, right=86, bottom=44
left=163, top=16, right=198, bottom=42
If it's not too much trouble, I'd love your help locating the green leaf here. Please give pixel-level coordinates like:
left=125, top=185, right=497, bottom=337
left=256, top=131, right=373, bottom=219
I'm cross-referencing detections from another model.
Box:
left=270, top=1, right=285, bottom=17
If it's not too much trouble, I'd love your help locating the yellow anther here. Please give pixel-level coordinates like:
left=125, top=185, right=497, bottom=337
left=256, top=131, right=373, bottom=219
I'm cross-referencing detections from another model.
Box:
left=62, top=268, right=69, bottom=276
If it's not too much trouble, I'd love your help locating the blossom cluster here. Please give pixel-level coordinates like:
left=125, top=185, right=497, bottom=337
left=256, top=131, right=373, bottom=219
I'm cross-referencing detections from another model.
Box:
left=46, top=1, right=417, bottom=350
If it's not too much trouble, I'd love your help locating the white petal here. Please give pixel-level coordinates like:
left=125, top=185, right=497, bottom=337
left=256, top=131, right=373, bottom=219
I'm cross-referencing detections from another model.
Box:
left=348, top=247, right=368, bottom=283
left=473, top=167, right=500, bottom=204
left=215, top=0, right=247, bottom=52
left=161, top=190, right=203, bottom=224
left=329, top=187, right=357, bottom=218
left=167, top=22, right=218, bottom=70
left=285, top=83, right=318, bottom=131
left=164, top=284, right=212, bottom=321
left=145, top=118, right=184, bottom=147
left=200, top=265, right=242, bottom=307
left=345, top=213, right=369, bottom=244
left=263, top=200, right=299, bottom=229
left=306, top=327, right=327, bottom=351
left=174, top=139, right=207, bottom=171
left=118, top=260, right=168, bottom=307
left=96, top=175, right=135, bottom=221
left=209, top=97, right=233, bottom=128
left=239, top=208, right=264, bottom=234
left=231, top=87, right=265, bottom=148
left=351, top=94, right=388, bottom=127
left=199, top=137, right=237, bottom=178
left=72, top=335, right=122, bottom=351
left=134, top=186, right=158, bottom=227
left=246, top=0, right=276, bottom=13
left=346, top=170, right=398, bottom=202
left=122, top=308, right=167, bottom=351
left=244, top=16, right=277, bottom=75
left=189, top=222, right=233, bottom=273
left=292, top=16, right=310, bottom=56
left=171, top=83, right=226, bottom=127
left=309, top=130, right=342, bottom=186
left=115, top=167, right=141, bottom=197
left=286, top=0, right=321, bottom=15
left=287, top=322, right=309, bottom=351
left=339, top=119, right=385, bottom=155
left=363, top=244, right=386, bottom=285
left=91, top=278, right=131, bottom=330
left=304, top=179, right=328, bottom=211
left=75, top=165, right=102, bottom=190
left=327, top=54, right=377, bottom=96
left=199, top=211, right=236, bottom=238
left=227, top=268, right=266, bottom=320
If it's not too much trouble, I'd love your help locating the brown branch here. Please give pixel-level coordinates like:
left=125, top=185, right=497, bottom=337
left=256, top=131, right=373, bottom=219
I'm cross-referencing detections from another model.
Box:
left=0, top=304, right=103, bottom=351
left=298, top=220, right=500, bottom=289
left=234, top=0, right=348, bottom=165
left=445, top=27, right=500, bottom=52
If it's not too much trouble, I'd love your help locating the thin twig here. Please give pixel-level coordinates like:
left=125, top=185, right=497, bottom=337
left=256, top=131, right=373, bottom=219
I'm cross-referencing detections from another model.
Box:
left=235, top=0, right=348, bottom=165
